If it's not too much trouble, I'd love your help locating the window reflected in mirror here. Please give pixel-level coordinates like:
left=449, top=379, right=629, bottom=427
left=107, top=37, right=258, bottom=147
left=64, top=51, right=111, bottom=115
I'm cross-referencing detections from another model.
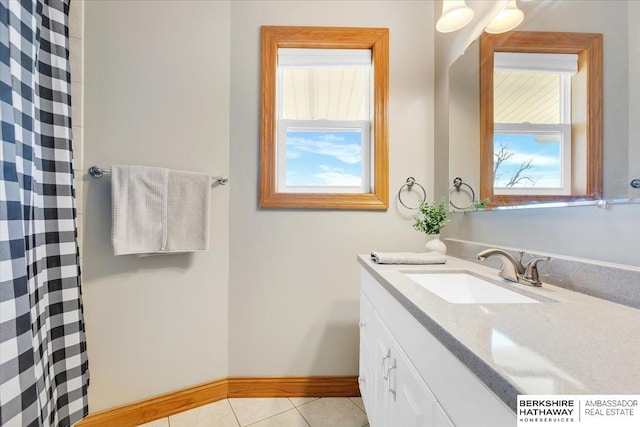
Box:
left=492, top=52, right=578, bottom=197
left=479, top=31, right=602, bottom=208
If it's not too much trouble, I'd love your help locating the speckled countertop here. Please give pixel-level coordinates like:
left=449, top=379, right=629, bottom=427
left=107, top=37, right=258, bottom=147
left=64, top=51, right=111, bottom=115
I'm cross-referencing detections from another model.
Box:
left=358, top=255, right=640, bottom=411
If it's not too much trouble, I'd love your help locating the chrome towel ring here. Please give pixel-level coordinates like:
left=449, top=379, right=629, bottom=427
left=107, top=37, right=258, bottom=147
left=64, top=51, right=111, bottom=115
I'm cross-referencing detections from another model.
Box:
left=398, top=177, right=426, bottom=210
left=449, top=177, right=475, bottom=210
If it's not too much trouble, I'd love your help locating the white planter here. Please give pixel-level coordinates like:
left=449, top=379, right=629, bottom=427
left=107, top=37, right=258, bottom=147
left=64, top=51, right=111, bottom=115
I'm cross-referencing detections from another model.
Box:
left=424, top=234, right=447, bottom=255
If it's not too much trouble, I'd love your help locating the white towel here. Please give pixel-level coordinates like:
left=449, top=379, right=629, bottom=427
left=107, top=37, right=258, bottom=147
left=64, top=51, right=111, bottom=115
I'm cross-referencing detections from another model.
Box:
left=163, top=169, right=211, bottom=253
left=111, top=165, right=211, bottom=256
left=112, top=165, right=168, bottom=255
left=370, top=252, right=447, bottom=265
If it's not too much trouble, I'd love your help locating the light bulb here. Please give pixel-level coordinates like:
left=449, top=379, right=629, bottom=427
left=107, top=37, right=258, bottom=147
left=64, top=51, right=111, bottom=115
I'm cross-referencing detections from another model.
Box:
left=485, top=0, right=525, bottom=34
left=436, top=0, right=475, bottom=33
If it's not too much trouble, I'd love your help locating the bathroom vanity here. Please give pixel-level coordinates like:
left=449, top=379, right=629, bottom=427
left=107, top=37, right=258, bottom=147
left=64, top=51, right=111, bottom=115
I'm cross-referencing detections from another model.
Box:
left=358, top=255, right=640, bottom=427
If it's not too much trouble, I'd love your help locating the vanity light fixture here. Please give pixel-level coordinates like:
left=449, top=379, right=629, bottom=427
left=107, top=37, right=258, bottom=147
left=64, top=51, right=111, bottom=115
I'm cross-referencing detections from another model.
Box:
left=485, top=0, right=525, bottom=34
left=436, top=0, right=475, bottom=33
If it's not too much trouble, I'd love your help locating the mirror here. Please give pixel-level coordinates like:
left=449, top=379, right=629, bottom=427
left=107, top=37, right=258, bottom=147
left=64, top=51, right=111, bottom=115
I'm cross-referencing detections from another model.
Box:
left=480, top=31, right=602, bottom=208
left=448, top=0, right=638, bottom=210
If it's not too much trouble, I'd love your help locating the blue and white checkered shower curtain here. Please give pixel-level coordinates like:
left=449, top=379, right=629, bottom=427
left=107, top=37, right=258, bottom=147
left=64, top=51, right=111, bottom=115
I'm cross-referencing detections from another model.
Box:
left=0, top=0, right=89, bottom=426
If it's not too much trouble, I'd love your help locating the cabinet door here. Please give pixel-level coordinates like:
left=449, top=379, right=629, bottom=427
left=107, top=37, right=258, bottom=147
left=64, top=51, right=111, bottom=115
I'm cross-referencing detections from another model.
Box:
left=372, top=311, right=394, bottom=427
left=359, top=293, right=375, bottom=417
left=388, top=338, right=439, bottom=427
left=432, top=402, right=456, bottom=427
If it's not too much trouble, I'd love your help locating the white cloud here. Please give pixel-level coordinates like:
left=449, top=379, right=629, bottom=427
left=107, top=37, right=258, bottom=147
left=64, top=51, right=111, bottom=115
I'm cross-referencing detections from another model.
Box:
left=286, top=151, right=301, bottom=159
left=287, top=135, right=361, bottom=164
left=312, top=165, right=361, bottom=186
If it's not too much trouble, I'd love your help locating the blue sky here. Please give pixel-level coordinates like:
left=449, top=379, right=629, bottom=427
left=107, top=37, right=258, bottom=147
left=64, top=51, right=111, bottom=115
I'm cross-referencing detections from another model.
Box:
left=494, top=132, right=562, bottom=188
left=285, top=130, right=362, bottom=187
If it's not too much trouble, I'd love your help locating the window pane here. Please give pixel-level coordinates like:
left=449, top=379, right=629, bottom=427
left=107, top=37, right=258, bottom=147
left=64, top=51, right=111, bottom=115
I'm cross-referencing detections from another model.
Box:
left=493, top=132, right=562, bottom=189
left=281, top=67, right=369, bottom=120
left=285, top=129, right=362, bottom=187
left=494, top=71, right=560, bottom=124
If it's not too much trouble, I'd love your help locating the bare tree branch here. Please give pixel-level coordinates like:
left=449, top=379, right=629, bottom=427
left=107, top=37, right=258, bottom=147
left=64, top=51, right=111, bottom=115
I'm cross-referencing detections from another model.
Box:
left=505, top=159, right=535, bottom=187
left=494, top=143, right=513, bottom=177
left=494, top=142, right=540, bottom=188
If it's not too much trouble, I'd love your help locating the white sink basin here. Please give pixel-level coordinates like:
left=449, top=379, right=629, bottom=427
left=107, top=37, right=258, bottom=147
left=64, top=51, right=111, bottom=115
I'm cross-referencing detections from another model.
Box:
left=405, top=272, right=540, bottom=304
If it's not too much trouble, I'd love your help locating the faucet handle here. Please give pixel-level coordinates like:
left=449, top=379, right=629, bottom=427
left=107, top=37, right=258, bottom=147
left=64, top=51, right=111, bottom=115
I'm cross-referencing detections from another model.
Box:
left=522, top=256, right=550, bottom=286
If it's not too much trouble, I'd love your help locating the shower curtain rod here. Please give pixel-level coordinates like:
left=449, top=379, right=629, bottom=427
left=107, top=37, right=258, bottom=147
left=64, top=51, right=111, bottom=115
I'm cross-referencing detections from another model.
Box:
left=88, top=165, right=229, bottom=185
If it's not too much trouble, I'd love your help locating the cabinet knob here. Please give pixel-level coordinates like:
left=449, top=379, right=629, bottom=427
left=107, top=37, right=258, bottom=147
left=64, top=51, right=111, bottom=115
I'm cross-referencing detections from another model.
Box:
left=359, top=321, right=367, bottom=328
left=358, top=376, right=365, bottom=384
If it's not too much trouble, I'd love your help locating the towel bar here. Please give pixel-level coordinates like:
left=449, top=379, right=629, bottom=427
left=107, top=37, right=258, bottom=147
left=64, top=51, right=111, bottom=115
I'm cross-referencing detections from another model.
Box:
left=88, top=166, right=229, bottom=185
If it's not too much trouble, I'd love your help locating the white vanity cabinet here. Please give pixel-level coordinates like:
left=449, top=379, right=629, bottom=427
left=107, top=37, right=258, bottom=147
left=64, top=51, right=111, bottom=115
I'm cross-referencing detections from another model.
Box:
left=358, top=292, right=375, bottom=413
left=359, top=269, right=515, bottom=427
left=360, top=291, right=454, bottom=426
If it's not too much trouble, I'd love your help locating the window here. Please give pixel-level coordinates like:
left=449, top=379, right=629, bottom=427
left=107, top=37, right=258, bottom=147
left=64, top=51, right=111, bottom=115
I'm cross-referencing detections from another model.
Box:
left=277, top=48, right=371, bottom=194
left=479, top=31, right=603, bottom=208
left=492, top=53, right=577, bottom=196
left=260, top=26, right=389, bottom=209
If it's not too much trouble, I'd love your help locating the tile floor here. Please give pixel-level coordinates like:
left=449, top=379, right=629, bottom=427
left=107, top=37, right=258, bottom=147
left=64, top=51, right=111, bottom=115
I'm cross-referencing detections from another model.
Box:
left=138, top=397, right=369, bottom=427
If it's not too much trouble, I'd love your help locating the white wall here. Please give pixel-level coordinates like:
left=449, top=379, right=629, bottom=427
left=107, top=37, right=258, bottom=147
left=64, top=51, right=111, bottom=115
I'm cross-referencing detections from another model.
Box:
left=74, top=0, right=640, bottom=414
left=228, top=1, right=434, bottom=376
left=444, top=203, right=640, bottom=267
left=83, top=0, right=230, bottom=411
left=433, top=0, right=509, bottom=200
left=447, top=40, right=479, bottom=204
left=81, top=0, right=434, bottom=412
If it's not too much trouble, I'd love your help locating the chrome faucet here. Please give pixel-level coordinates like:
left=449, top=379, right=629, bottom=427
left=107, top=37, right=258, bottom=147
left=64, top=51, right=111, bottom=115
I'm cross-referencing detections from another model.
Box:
left=477, top=249, right=550, bottom=287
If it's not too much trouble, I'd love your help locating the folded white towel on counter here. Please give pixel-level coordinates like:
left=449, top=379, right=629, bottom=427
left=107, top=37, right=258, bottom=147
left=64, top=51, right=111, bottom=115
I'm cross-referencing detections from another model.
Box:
left=370, top=251, right=447, bottom=265
left=111, top=165, right=211, bottom=256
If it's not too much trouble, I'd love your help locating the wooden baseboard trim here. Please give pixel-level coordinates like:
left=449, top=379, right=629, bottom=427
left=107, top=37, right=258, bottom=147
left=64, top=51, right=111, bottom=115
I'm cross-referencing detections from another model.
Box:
left=76, top=376, right=358, bottom=427
left=76, top=379, right=228, bottom=427
left=228, top=376, right=360, bottom=398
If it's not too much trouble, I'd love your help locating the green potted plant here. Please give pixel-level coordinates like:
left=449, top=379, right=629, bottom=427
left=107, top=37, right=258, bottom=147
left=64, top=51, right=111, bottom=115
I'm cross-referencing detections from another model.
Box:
left=470, top=197, right=490, bottom=211
left=413, top=198, right=449, bottom=254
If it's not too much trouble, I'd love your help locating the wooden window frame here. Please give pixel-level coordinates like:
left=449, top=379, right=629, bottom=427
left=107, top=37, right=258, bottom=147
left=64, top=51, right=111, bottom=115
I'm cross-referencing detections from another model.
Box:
left=480, top=31, right=602, bottom=208
left=260, top=26, right=389, bottom=210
